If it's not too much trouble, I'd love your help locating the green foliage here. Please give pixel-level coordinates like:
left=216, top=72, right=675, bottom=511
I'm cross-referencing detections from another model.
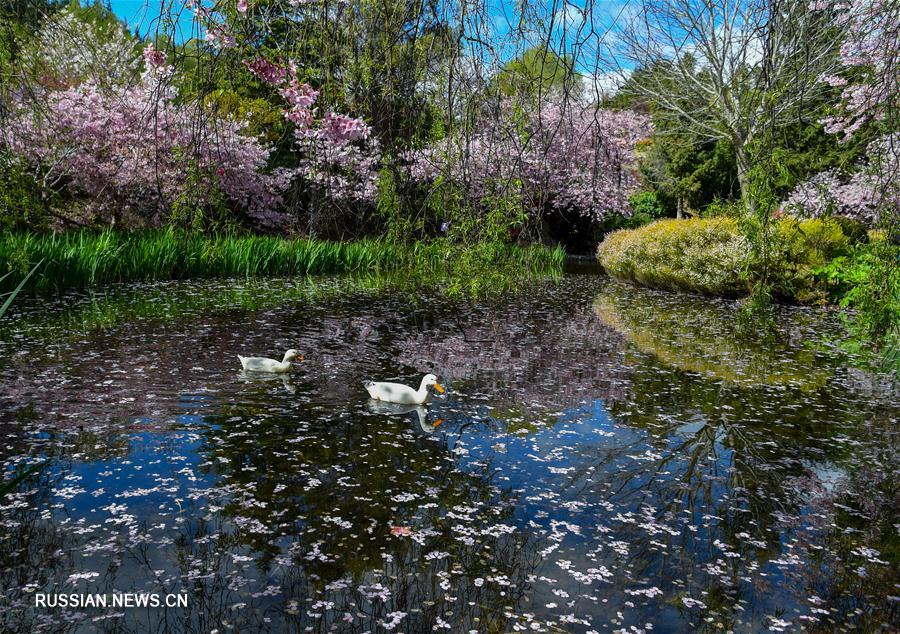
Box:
left=496, top=45, right=578, bottom=100
left=472, top=188, right=529, bottom=243
left=436, top=240, right=564, bottom=300
left=768, top=119, right=875, bottom=196
left=635, top=121, right=739, bottom=216
left=204, top=90, right=288, bottom=148
left=0, top=154, right=49, bottom=231
left=769, top=217, right=849, bottom=303
left=597, top=217, right=855, bottom=302
left=0, top=259, right=41, bottom=317
left=596, top=191, right=668, bottom=236
left=627, top=190, right=667, bottom=220
left=167, top=168, right=241, bottom=234
left=814, top=241, right=900, bottom=344
left=738, top=153, right=787, bottom=322
left=0, top=230, right=564, bottom=294
left=414, top=176, right=529, bottom=245
left=0, top=0, right=66, bottom=74
left=377, top=166, right=418, bottom=242
left=701, top=197, right=743, bottom=219
left=829, top=216, right=869, bottom=245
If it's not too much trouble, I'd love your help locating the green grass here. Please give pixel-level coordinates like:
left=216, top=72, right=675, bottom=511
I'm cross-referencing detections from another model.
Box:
left=0, top=230, right=565, bottom=294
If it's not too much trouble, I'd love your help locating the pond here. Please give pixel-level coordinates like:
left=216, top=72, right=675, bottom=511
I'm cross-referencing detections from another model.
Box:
left=1, top=273, right=897, bottom=633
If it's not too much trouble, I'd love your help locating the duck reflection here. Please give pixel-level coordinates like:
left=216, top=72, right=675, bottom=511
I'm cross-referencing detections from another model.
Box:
left=240, top=371, right=297, bottom=394
left=366, top=400, right=443, bottom=432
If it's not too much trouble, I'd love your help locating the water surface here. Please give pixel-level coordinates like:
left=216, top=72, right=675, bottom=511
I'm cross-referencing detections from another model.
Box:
left=1, top=274, right=897, bottom=632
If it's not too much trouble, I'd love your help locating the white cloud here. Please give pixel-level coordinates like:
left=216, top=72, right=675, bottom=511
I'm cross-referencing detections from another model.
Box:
left=582, top=68, right=632, bottom=100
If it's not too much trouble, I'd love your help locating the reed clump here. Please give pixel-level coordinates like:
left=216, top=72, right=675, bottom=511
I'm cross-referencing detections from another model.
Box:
left=0, top=230, right=565, bottom=293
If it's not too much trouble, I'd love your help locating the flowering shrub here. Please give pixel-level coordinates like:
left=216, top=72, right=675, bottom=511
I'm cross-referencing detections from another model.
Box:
left=3, top=0, right=384, bottom=231
left=783, top=170, right=880, bottom=225
left=3, top=50, right=294, bottom=228
left=24, top=5, right=142, bottom=88
left=783, top=135, right=899, bottom=227
left=598, top=217, right=852, bottom=302
left=598, top=218, right=749, bottom=296
left=794, top=2, right=900, bottom=232
left=813, top=0, right=899, bottom=141
left=408, top=102, right=650, bottom=223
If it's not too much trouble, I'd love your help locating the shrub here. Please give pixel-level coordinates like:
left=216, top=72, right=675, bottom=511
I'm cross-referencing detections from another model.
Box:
left=0, top=155, right=49, bottom=231
left=628, top=190, right=667, bottom=220
left=701, top=197, right=742, bottom=219
left=814, top=241, right=900, bottom=339
left=597, top=218, right=748, bottom=296
left=597, top=217, right=853, bottom=302
left=769, top=218, right=849, bottom=303
left=831, top=216, right=869, bottom=244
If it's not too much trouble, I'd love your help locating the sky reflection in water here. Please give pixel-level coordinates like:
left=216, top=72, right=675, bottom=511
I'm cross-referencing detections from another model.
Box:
left=0, top=274, right=897, bottom=633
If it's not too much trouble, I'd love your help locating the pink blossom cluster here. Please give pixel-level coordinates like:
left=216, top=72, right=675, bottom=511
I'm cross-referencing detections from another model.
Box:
left=4, top=70, right=293, bottom=228
left=406, top=101, right=650, bottom=221
left=812, top=0, right=899, bottom=141
left=784, top=170, right=880, bottom=225
left=783, top=135, right=899, bottom=226
left=294, top=137, right=381, bottom=204
left=241, top=56, right=377, bottom=203
left=280, top=79, right=320, bottom=136
left=319, top=112, right=371, bottom=144
left=142, top=43, right=167, bottom=69
left=244, top=58, right=287, bottom=85
left=206, top=24, right=237, bottom=49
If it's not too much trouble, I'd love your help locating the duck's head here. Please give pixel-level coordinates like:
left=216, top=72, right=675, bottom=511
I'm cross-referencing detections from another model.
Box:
left=284, top=349, right=303, bottom=362
left=422, top=373, right=445, bottom=394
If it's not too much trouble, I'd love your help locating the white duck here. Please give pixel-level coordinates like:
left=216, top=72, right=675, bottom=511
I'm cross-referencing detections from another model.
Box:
left=238, top=349, right=302, bottom=373
left=363, top=373, right=445, bottom=405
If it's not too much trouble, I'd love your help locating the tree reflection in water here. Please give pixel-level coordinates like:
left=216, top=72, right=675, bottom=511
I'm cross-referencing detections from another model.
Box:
left=0, top=275, right=896, bottom=632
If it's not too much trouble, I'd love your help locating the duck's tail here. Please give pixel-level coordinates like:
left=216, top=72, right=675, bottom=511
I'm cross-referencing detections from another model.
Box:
left=237, top=355, right=248, bottom=370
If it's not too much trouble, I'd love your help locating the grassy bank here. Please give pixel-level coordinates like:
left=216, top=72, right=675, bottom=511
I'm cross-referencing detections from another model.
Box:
left=0, top=230, right=565, bottom=293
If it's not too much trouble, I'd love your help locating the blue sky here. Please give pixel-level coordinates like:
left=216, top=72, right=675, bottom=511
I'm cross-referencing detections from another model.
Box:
left=107, top=0, right=632, bottom=92
left=110, top=0, right=198, bottom=40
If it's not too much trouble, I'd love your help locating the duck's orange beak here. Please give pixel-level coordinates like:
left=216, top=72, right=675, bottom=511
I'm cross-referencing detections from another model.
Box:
left=433, top=382, right=445, bottom=394
left=432, top=418, right=444, bottom=428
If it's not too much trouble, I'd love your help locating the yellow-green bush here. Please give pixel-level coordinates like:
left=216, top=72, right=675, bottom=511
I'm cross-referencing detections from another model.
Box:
left=597, top=218, right=748, bottom=296
left=771, top=218, right=848, bottom=302
left=597, top=217, right=850, bottom=302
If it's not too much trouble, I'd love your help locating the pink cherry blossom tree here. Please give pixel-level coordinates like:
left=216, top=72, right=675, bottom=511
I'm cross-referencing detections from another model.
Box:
left=4, top=46, right=294, bottom=228
left=813, top=0, right=899, bottom=141
left=407, top=100, right=650, bottom=226
left=241, top=54, right=380, bottom=208
left=784, top=1, right=899, bottom=227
